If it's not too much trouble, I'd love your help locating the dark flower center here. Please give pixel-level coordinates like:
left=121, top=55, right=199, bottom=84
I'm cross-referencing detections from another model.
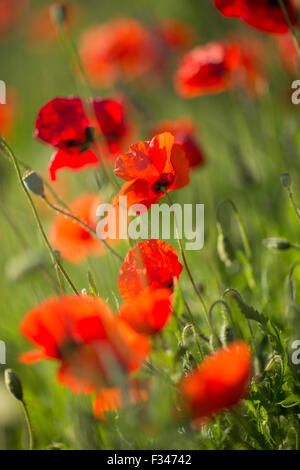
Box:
left=151, top=172, right=175, bottom=194
left=65, top=126, right=95, bottom=152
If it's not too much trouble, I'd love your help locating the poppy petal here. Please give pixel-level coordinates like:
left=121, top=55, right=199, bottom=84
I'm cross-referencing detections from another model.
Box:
left=49, top=148, right=99, bottom=181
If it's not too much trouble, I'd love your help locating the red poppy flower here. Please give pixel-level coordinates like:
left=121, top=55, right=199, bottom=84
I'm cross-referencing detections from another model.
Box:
left=79, top=18, right=159, bottom=87
left=118, top=287, right=173, bottom=335
left=35, top=97, right=92, bottom=151
left=157, top=19, right=196, bottom=51
left=93, top=98, right=135, bottom=156
left=175, top=42, right=241, bottom=98
left=180, top=341, right=252, bottom=423
left=0, top=0, right=29, bottom=36
left=276, top=35, right=299, bottom=73
left=20, top=295, right=150, bottom=394
left=113, top=132, right=190, bottom=209
left=118, top=239, right=183, bottom=302
left=0, top=89, right=17, bottom=138
left=213, top=0, right=298, bottom=34
left=152, top=119, right=205, bottom=169
left=49, top=194, right=109, bottom=263
left=233, top=35, right=268, bottom=97
left=34, top=96, right=133, bottom=180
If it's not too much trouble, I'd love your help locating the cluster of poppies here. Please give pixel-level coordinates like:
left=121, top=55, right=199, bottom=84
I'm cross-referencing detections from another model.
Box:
left=21, top=93, right=251, bottom=420
left=23, top=95, right=253, bottom=421
left=19, top=0, right=300, bottom=424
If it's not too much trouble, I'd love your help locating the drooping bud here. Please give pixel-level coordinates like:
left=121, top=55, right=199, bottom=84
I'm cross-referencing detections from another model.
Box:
left=4, top=369, right=23, bottom=401
left=23, top=171, right=45, bottom=198
left=280, top=173, right=291, bottom=189
left=263, top=238, right=291, bottom=251
left=217, top=224, right=235, bottom=267
left=50, top=2, right=68, bottom=30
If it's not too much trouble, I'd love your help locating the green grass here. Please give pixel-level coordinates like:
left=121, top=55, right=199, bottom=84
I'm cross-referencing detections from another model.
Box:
left=1, top=0, right=300, bottom=450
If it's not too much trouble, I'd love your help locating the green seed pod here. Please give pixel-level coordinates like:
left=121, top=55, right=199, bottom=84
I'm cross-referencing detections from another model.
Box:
left=280, top=173, right=291, bottom=189
left=217, top=224, right=235, bottom=267
left=23, top=171, right=45, bottom=198
left=50, top=2, right=68, bottom=29
left=4, top=369, right=23, bottom=401
left=262, top=238, right=291, bottom=251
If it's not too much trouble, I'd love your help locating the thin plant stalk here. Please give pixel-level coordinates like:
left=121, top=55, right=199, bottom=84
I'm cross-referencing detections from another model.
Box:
left=20, top=400, right=33, bottom=451
left=0, top=137, right=79, bottom=295
left=163, top=190, right=211, bottom=331
left=278, top=0, right=300, bottom=62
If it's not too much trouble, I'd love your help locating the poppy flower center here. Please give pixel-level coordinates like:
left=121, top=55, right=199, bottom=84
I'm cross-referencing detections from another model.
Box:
left=58, top=339, right=80, bottom=358
left=151, top=172, right=175, bottom=194
left=66, top=126, right=95, bottom=151
left=79, top=227, right=93, bottom=241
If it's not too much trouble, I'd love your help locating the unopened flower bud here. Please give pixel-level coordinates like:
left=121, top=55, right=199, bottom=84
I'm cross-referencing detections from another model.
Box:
left=4, top=369, right=23, bottom=401
left=263, top=238, right=291, bottom=251
left=280, top=173, right=291, bottom=189
left=50, top=2, right=68, bottom=29
left=23, top=171, right=45, bottom=197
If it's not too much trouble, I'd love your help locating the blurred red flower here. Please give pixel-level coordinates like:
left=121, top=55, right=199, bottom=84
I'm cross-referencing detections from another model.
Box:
left=157, top=19, right=197, bottom=51
left=276, top=35, right=299, bottom=73
left=79, top=18, right=159, bottom=87
left=49, top=193, right=115, bottom=263
left=20, top=295, right=150, bottom=394
left=93, top=378, right=149, bottom=419
left=175, top=42, right=241, bottom=97
left=0, top=89, right=17, bottom=138
left=0, top=0, right=29, bottom=36
left=152, top=119, right=205, bottom=169
left=34, top=96, right=133, bottom=180
left=35, top=96, right=94, bottom=152
left=93, top=98, right=135, bottom=156
left=118, top=239, right=183, bottom=302
left=180, top=341, right=252, bottom=423
left=213, top=0, right=298, bottom=34
left=113, top=132, right=190, bottom=209
left=118, top=287, right=173, bottom=335
left=234, top=35, right=268, bottom=97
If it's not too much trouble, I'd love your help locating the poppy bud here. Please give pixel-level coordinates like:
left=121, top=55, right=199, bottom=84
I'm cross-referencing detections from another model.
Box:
left=263, top=238, right=291, bottom=251
left=50, top=2, right=68, bottom=29
left=217, top=224, right=235, bottom=267
left=4, top=368, right=23, bottom=401
left=23, top=171, right=45, bottom=198
left=280, top=173, right=291, bottom=189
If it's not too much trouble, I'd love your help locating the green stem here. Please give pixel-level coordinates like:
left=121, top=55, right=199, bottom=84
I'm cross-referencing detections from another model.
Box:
left=0, top=137, right=79, bottom=295
left=286, top=185, right=300, bottom=222
left=278, top=0, right=300, bottom=63
left=163, top=190, right=211, bottom=331
left=92, top=142, right=121, bottom=192
left=20, top=400, right=33, bottom=450
left=0, top=200, right=29, bottom=249
left=217, top=198, right=252, bottom=261
left=10, top=156, right=71, bottom=211
left=56, top=23, right=121, bottom=192
left=288, top=261, right=300, bottom=303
